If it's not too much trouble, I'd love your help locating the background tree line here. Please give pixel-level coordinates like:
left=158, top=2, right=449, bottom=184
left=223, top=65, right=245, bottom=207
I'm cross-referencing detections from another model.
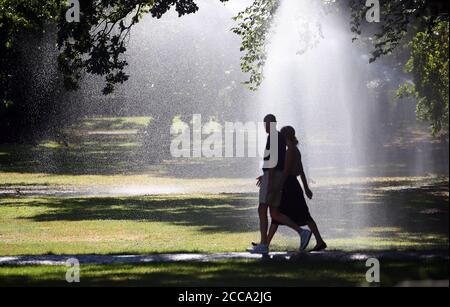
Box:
left=0, top=0, right=448, bottom=144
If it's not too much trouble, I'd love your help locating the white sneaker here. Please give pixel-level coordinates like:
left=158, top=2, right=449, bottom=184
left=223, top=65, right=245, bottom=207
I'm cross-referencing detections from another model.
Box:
left=298, top=228, right=312, bottom=251
left=247, top=243, right=269, bottom=254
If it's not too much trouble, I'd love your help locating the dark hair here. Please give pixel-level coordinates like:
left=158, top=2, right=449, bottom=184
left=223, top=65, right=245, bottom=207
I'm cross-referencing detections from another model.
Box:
left=264, top=114, right=277, bottom=123
left=281, top=126, right=299, bottom=145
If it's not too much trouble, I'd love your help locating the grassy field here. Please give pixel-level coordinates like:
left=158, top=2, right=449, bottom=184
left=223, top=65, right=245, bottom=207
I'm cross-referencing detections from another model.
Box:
left=0, top=116, right=258, bottom=179
left=0, top=116, right=448, bottom=286
left=1, top=258, right=448, bottom=287
left=0, top=188, right=448, bottom=256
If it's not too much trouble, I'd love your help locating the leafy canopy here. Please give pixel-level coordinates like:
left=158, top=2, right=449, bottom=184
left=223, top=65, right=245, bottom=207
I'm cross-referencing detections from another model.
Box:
left=1, top=0, right=449, bottom=136
left=398, top=20, right=449, bottom=135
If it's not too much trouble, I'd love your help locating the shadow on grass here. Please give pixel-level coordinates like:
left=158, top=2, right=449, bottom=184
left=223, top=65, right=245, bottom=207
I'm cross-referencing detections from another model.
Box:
left=310, top=180, right=449, bottom=238
left=2, top=182, right=449, bottom=241
left=4, top=194, right=258, bottom=233
left=0, top=258, right=448, bottom=287
left=0, top=135, right=153, bottom=175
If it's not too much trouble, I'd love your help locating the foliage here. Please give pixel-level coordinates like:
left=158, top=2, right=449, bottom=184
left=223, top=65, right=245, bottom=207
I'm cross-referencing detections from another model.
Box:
left=349, top=0, right=448, bottom=61
left=0, top=0, right=229, bottom=141
left=231, top=0, right=279, bottom=91
left=398, top=20, right=449, bottom=136
left=227, top=0, right=449, bottom=135
left=58, top=0, right=229, bottom=94
left=0, top=0, right=63, bottom=141
left=349, top=0, right=449, bottom=135
left=1, top=0, right=449, bottom=140
left=0, top=0, right=61, bottom=105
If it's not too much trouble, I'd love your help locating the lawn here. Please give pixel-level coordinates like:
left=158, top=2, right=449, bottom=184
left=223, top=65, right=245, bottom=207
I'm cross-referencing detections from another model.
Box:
left=0, top=116, right=448, bottom=286
left=0, top=186, right=448, bottom=256
left=0, top=258, right=447, bottom=287
left=0, top=116, right=258, bottom=178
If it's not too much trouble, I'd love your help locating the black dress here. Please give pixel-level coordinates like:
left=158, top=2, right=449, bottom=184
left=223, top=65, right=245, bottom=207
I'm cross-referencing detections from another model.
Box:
left=272, top=169, right=312, bottom=226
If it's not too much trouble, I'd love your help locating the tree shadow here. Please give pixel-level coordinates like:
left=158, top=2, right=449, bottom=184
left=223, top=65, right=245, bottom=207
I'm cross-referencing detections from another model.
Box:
left=5, top=194, right=258, bottom=234
left=2, top=180, right=448, bottom=243
left=307, top=180, right=449, bottom=246
left=0, top=261, right=367, bottom=287
left=1, top=258, right=448, bottom=287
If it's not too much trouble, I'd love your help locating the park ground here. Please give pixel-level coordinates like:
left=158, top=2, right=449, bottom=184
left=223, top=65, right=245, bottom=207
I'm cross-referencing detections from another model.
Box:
left=0, top=117, right=448, bottom=286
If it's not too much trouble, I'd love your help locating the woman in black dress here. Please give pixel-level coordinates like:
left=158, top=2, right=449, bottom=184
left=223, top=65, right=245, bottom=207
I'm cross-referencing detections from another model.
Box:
left=268, top=126, right=327, bottom=252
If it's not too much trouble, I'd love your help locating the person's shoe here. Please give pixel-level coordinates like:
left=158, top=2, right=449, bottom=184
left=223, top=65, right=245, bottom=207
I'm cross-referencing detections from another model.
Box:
left=247, top=243, right=269, bottom=254
left=298, top=228, right=312, bottom=251
left=311, top=242, right=327, bottom=252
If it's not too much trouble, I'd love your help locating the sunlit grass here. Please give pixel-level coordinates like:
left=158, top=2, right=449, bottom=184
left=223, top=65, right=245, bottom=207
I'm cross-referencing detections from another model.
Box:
left=0, top=191, right=448, bottom=256
left=38, top=141, right=62, bottom=149
left=115, top=142, right=141, bottom=148
left=316, top=175, right=449, bottom=187
left=326, top=236, right=449, bottom=251
left=79, top=116, right=152, bottom=131
left=0, top=172, right=252, bottom=187
left=1, top=171, right=447, bottom=191
left=0, top=194, right=258, bottom=255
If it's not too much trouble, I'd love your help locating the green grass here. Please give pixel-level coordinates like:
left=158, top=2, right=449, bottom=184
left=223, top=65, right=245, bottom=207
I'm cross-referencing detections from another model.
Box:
left=0, top=116, right=155, bottom=175
left=0, top=172, right=248, bottom=187
left=0, top=114, right=257, bottom=177
left=1, top=115, right=446, bottom=179
left=0, top=188, right=448, bottom=255
left=0, top=194, right=279, bottom=255
left=0, top=116, right=448, bottom=286
left=0, top=259, right=447, bottom=287
left=78, top=116, right=152, bottom=131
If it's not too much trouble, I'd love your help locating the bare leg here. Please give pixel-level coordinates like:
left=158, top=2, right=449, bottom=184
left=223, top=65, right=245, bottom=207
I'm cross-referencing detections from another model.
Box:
left=258, top=203, right=269, bottom=244
left=267, top=224, right=279, bottom=246
left=307, top=218, right=325, bottom=244
left=269, top=207, right=301, bottom=233
left=307, top=218, right=326, bottom=249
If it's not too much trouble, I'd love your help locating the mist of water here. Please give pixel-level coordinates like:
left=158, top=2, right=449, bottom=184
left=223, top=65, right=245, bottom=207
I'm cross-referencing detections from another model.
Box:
left=9, top=0, right=448, bottom=245
left=254, top=0, right=376, bottom=179
left=21, top=0, right=448, bottom=180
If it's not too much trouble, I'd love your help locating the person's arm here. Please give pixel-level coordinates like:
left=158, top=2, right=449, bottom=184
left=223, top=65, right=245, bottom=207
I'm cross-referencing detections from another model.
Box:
left=298, top=153, right=313, bottom=199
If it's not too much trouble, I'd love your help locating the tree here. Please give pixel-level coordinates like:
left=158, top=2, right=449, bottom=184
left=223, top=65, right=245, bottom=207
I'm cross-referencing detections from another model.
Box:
left=57, top=0, right=228, bottom=94
left=0, top=0, right=229, bottom=141
left=349, top=0, right=449, bottom=62
left=398, top=20, right=449, bottom=135
left=2, top=0, right=448, bottom=141
left=0, top=0, right=62, bottom=142
left=350, top=0, right=449, bottom=136
left=231, top=0, right=449, bottom=135
left=231, top=0, right=278, bottom=91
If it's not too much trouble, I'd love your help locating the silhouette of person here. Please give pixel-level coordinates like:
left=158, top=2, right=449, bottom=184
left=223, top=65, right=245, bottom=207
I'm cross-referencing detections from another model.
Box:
left=267, top=126, right=327, bottom=252
left=248, top=115, right=313, bottom=254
